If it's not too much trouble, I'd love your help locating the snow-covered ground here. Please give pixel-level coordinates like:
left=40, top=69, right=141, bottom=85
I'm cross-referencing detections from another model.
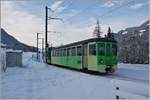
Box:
left=1, top=52, right=149, bottom=99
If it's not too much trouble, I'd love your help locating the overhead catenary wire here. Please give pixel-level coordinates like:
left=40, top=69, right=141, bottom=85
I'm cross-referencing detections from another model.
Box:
left=64, top=0, right=101, bottom=22
left=65, top=0, right=136, bottom=31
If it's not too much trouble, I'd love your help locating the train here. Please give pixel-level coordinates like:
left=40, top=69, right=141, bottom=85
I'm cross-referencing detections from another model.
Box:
left=47, top=38, right=117, bottom=73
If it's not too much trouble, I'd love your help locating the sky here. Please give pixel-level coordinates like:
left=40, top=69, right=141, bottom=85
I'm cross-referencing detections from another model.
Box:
left=1, top=0, right=149, bottom=47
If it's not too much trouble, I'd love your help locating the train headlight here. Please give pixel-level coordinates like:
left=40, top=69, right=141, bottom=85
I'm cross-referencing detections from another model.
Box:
left=98, top=59, right=103, bottom=64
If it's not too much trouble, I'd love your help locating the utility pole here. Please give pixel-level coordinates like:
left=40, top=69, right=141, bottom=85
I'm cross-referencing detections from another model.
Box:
left=45, top=6, right=48, bottom=63
left=45, top=6, right=63, bottom=64
left=42, top=38, right=44, bottom=61
left=37, top=32, right=42, bottom=61
left=37, top=32, right=39, bottom=60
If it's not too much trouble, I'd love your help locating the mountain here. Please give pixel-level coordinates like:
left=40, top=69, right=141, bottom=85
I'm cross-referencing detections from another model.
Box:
left=115, top=20, right=149, bottom=64
left=1, top=28, right=36, bottom=52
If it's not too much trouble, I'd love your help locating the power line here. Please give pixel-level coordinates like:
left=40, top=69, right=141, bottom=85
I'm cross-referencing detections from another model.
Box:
left=45, top=6, right=63, bottom=63
left=69, top=0, right=135, bottom=30
left=97, top=0, right=135, bottom=18
left=64, top=0, right=101, bottom=22
left=51, top=0, right=72, bottom=16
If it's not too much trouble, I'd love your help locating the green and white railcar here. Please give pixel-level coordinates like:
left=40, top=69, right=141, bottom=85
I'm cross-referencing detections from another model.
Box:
left=47, top=38, right=117, bottom=73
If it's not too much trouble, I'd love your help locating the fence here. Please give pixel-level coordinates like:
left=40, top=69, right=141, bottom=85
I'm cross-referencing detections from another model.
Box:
left=32, top=53, right=44, bottom=62
left=1, top=48, right=6, bottom=72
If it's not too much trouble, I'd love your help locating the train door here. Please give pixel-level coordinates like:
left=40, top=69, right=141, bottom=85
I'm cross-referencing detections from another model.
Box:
left=82, top=44, right=88, bottom=69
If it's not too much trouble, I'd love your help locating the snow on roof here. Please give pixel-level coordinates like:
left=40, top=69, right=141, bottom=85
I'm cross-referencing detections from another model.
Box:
left=1, top=43, right=7, bottom=48
left=6, top=49, right=23, bottom=53
left=139, top=33, right=143, bottom=36
left=139, top=29, right=146, bottom=33
left=122, top=31, right=128, bottom=34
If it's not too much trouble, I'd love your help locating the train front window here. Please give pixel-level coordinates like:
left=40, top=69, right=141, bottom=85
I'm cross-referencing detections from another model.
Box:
left=106, top=44, right=111, bottom=56
left=112, top=44, right=117, bottom=55
left=98, top=43, right=105, bottom=56
left=89, top=44, right=96, bottom=56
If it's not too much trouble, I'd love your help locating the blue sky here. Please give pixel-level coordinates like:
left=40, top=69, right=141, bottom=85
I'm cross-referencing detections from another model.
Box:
left=16, top=0, right=149, bottom=22
left=1, top=0, right=149, bottom=47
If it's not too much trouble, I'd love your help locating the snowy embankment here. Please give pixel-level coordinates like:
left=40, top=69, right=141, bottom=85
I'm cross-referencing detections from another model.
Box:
left=1, top=52, right=149, bottom=99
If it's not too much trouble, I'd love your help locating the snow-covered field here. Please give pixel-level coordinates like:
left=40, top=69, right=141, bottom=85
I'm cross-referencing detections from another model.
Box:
left=0, top=52, right=149, bottom=99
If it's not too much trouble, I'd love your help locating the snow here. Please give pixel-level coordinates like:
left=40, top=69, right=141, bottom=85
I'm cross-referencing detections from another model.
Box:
left=139, top=29, right=146, bottom=33
left=5, top=49, right=23, bottom=53
left=1, top=52, right=149, bottom=99
left=139, top=32, right=143, bottom=36
left=122, top=31, right=128, bottom=34
left=138, top=29, right=146, bottom=36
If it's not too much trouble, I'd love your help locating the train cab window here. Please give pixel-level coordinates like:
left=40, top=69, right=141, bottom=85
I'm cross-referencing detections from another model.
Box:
left=77, top=46, right=82, bottom=56
left=89, top=44, right=96, bottom=56
left=98, top=43, right=105, bottom=56
left=112, top=44, right=117, bottom=55
left=106, top=44, right=111, bottom=56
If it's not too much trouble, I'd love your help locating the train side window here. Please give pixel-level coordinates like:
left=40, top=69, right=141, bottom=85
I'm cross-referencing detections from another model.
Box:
left=58, top=49, right=61, bottom=57
left=112, top=44, right=117, bottom=55
left=56, top=49, right=58, bottom=56
left=65, top=49, right=67, bottom=56
left=57, top=49, right=59, bottom=57
left=52, top=50, right=54, bottom=56
left=54, top=50, right=56, bottom=56
left=53, top=49, right=55, bottom=56
left=77, top=46, right=82, bottom=56
left=61, top=49, right=63, bottom=57
left=55, top=49, right=57, bottom=56
left=60, top=49, right=62, bottom=57
left=63, top=49, right=66, bottom=56
left=62, top=49, right=64, bottom=56
left=89, top=44, right=96, bottom=56
left=72, top=47, right=76, bottom=56
left=67, top=48, right=70, bottom=56
left=69, top=48, right=72, bottom=56
left=60, top=49, right=62, bottom=56
left=98, top=43, right=105, bottom=56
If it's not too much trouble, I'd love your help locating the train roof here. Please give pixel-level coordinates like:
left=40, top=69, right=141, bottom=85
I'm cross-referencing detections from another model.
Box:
left=52, top=38, right=117, bottom=49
